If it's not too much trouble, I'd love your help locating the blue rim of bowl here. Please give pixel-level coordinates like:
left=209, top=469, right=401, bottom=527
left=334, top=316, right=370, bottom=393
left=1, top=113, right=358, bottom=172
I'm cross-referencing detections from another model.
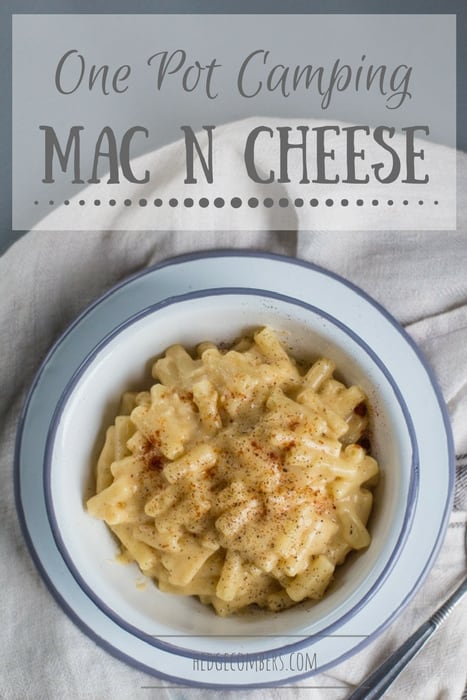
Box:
left=43, top=285, right=419, bottom=663
left=14, top=250, right=454, bottom=688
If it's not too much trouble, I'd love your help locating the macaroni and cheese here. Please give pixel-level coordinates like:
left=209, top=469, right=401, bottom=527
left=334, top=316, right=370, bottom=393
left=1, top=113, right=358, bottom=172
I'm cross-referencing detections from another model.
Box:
left=87, top=327, right=379, bottom=616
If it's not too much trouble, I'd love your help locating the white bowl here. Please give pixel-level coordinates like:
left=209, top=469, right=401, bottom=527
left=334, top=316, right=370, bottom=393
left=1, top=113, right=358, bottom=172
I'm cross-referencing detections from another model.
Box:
left=44, top=287, right=417, bottom=660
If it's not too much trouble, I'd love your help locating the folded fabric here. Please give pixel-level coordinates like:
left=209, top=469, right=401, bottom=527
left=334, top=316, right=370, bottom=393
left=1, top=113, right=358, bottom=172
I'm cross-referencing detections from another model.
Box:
left=1, top=119, right=466, bottom=699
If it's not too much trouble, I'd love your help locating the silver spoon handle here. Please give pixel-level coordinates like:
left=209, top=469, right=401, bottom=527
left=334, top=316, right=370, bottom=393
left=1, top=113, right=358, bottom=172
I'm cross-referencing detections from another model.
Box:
left=346, top=576, right=467, bottom=700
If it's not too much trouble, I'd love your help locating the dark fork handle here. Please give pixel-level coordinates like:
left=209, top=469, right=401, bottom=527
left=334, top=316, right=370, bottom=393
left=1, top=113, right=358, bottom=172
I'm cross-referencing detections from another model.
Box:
left=346, top=576, right=467, bottom=700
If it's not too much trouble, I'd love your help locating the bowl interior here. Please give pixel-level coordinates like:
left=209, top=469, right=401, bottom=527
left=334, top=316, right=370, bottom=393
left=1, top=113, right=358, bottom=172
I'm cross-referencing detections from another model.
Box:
left=46, top=289, right=416, bottom=658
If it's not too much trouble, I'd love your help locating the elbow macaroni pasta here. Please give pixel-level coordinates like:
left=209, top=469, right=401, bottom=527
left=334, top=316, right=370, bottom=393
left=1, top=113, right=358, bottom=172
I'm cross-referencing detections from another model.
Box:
left=87, top=327, right=379, bottom=616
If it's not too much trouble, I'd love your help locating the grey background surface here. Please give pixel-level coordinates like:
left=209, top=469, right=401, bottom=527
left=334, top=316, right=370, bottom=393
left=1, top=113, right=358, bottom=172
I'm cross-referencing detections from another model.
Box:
left=2, top=0, right=466, bottom=253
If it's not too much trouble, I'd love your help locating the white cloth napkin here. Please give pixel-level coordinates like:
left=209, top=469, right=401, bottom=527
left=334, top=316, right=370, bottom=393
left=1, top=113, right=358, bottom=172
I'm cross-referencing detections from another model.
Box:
left=1, top=119, right=466, bottom=699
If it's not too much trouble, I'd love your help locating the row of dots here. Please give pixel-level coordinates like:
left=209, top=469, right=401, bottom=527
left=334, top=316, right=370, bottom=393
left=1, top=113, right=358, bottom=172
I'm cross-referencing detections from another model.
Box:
left=34, top=197, right=440, bottom=208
